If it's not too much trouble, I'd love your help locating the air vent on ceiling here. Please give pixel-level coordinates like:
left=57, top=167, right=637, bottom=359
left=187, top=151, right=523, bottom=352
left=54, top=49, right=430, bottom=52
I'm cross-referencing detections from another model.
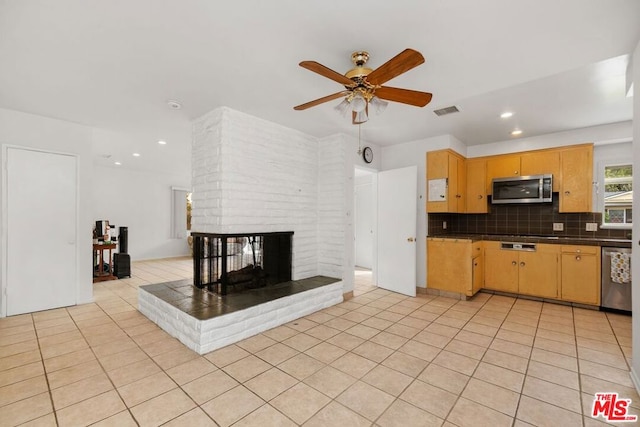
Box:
left=433, top=105, right=460, bottom=116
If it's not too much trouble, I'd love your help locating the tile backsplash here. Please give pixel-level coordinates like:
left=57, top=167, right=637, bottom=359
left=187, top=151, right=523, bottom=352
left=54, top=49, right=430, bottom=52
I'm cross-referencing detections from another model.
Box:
left=428, top=195, right=630, bottom=239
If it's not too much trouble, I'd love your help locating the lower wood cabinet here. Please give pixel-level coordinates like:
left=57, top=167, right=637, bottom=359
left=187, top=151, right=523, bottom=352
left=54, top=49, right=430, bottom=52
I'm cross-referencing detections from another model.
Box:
left=482, top=241, right=559, bottom=299
left=428, top=239, right=603, bottom=305
left=427, top=238, right=483, bottom=297
left=560, top=245, right=601, bottom=305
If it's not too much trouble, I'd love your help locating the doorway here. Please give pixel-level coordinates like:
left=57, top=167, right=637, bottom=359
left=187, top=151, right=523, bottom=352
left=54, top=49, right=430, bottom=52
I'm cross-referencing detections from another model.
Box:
left=354, top=167, right=376, bottom=295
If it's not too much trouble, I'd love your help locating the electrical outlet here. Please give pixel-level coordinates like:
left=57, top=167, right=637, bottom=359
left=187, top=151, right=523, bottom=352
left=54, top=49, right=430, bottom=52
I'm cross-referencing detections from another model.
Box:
left=586, top=223, right=598, bottom=232
left=553, top=223, right=564, bottom=231
left=443, top=221, right=447, bottom=230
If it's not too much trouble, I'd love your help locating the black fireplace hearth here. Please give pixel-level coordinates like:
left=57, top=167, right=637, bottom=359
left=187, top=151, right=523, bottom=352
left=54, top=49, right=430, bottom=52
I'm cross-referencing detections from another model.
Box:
left=191, top=231, right=293, bottom=295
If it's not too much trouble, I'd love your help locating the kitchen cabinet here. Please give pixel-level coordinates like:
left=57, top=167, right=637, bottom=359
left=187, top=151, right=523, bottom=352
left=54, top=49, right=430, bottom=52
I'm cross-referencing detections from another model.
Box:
left=465, top=158, right=488, bottom=213
left=484, top=241, right=519, bottom=293
left=521, top=150, right=561, bottom=192
left=560, top=145, right=593, bottom=212
left=427, top=149, right=465, bottom=213
left=486, top=154, right=520, bottom=194
left=427, top=238, right=482, bottom=296
left=484, top=241, right=559, bottom=298
left=561, top=245, right=600, bottom=305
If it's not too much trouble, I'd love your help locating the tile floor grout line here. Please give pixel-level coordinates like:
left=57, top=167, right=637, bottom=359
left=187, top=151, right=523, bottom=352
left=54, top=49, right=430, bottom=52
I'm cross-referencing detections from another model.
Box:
left=571, top=305, right=587, bottom=427
left=30, top=311, right=60, bottom=426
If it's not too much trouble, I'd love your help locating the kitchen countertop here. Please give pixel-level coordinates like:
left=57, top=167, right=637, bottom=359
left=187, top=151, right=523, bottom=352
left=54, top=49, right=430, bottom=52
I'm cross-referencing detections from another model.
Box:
left=427, top=234, right=632, bottom=248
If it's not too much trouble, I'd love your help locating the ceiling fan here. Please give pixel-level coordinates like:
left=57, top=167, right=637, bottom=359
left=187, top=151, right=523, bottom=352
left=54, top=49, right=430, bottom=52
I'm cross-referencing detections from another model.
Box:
left=294, top=48, right=433, bottom=124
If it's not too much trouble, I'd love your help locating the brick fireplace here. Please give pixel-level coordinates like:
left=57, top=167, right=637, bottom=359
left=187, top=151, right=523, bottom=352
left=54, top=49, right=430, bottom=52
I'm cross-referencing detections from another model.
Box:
left=138, top=107, right=348, bottom=354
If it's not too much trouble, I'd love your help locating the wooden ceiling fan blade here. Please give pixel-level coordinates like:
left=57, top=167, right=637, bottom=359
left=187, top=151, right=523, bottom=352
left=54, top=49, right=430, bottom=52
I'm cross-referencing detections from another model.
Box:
left=293, top=91, right=350, bottom=110
left=366, top=49, right=425, bottom=86
left=375, top=86, right=433, bottom=107
left=299, top=61, right=355, bottom=86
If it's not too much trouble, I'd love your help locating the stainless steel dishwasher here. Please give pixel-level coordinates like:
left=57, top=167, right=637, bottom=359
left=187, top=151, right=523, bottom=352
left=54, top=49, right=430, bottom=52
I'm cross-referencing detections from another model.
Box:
left=601, top=247, right=632, bottom=313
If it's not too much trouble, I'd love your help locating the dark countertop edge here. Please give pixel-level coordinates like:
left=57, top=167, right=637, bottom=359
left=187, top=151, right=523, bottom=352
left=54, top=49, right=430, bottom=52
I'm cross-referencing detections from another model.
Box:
left=427, top=234, right=632, bottom=248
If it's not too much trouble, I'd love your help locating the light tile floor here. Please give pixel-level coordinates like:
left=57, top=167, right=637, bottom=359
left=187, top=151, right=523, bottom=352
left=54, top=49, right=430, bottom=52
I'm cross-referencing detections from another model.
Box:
left=0, top=258, right=636, bottom=426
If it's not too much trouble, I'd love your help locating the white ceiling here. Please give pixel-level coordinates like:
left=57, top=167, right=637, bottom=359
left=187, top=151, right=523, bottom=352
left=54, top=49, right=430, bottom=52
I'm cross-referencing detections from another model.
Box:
left=1, top=1, right=638, bottom=172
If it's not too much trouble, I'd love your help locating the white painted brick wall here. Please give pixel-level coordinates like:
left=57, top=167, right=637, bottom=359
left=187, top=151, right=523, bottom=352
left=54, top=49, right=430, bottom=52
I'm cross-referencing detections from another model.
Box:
left=317, top=135, right=347, bottom=279
left=139, top=282, right=343, bottom=354
left=192, top=107, right=349, bottom=284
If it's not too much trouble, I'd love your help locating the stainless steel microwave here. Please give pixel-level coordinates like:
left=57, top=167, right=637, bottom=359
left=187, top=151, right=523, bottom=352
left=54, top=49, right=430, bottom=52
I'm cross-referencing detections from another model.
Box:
left=491, top=174, right=553, bottom=204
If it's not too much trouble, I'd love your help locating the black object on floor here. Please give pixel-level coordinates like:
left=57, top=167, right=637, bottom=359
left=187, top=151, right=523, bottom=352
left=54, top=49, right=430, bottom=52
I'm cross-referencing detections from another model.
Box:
left=114, top=253, right=131, bottom=278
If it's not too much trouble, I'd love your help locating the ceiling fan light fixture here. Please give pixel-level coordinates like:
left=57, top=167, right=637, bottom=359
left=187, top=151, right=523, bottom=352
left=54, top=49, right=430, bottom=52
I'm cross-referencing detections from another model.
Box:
left=334, top=98, right=351, bottom=116
left=353, top=109, right=368, bottom=124
left=370, top=96, right=388, bottom=115
left=351, top=93, right=367, bottom=113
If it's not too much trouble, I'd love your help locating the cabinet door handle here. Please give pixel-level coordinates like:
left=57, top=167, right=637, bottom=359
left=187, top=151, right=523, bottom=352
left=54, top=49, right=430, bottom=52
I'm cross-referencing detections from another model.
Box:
left=564, top=191, right=570, bottom=195
left=520, top=262, right=525, bottom=267
left=514, top=171, right=519, bottom=175
left=456, top=194, right=461, bottom=198
left=440, top=195, right=445, bottom=198
left=575, top=255, right=581, bottom=261
left=407, top=237, right=415, bottom=242
left=512, top=261, right=517, bottom=266
left=478, top=195, right=483, bottom=199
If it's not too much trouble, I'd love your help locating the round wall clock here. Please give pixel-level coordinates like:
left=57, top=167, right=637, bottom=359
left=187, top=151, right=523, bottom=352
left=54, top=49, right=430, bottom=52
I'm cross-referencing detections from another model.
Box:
left=363, top=146, right=373, bottom=163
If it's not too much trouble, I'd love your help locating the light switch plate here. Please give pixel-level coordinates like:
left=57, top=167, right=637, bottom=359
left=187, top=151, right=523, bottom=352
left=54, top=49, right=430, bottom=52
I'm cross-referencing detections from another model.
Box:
left=586, top=223, right=598, bottom=232
left=553, top=223, right=564, bottom=231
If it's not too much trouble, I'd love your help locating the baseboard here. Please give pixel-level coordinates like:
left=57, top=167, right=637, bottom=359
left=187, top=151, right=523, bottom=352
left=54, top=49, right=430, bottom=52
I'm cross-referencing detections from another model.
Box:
left=416, top=287, right=427, bottom=295
left=343, top=291, right=354, bottom=301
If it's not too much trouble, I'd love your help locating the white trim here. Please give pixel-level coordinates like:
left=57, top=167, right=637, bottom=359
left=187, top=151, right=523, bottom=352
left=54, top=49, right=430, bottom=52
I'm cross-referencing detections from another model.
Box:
left=631, top=367, right=640, bottom=396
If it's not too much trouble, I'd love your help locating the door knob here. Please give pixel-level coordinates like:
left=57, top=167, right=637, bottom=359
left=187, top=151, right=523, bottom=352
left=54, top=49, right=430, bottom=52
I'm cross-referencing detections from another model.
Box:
left=407, top=237, right=415, bottom=242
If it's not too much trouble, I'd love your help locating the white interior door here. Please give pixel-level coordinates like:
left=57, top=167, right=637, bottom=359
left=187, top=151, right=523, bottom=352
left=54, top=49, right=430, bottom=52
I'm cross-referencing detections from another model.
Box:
left=6, top=147, right=77, bottom=315
left=377, top=166, right=417, bottom=296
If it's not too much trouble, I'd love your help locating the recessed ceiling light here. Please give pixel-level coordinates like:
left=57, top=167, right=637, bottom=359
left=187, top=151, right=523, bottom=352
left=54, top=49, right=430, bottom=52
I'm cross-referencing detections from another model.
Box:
left=114, top=161, right=121, bottom=166
left=132, top=153, right=141, bottom=157
left=500, top=112, right=514, bottom=119
left=511, top=129, right=523, bottom=136
left=167, top=100, right=182, bottom=109
left=157, top=140, right=167, bottom=145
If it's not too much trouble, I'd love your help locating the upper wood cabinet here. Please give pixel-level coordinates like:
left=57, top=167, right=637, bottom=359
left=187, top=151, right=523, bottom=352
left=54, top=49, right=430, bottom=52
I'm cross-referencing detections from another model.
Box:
left=486, top=154, right=521, bottom=194
left=560, top=145, right=593, bottom=212
left=427, top=143, right=594, bottom=213
left=521, top=150, right=561, bottom=192
left=465, top=158, right=488, bottom=213
left=426, top=150, right=465, bottom=213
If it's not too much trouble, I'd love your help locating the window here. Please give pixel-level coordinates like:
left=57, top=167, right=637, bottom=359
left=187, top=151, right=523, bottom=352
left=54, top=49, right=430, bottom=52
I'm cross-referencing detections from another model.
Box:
left=171, top=188, right=191, bottom=238
left=603, top=164, right=632, bottom=226
left=187, top=192, right=192, bottom=231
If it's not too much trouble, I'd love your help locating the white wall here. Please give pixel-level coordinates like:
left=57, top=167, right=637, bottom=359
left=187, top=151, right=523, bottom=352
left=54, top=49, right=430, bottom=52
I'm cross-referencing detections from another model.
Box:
left=381, top=134, right=461, bottom=288
left=92, top=165, right=191, bottom=260
left=630, top=38, right=640, bottom=393
left=467, top=121, right=632, bottom=158
left=0, top=108, right=94, bottom=311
